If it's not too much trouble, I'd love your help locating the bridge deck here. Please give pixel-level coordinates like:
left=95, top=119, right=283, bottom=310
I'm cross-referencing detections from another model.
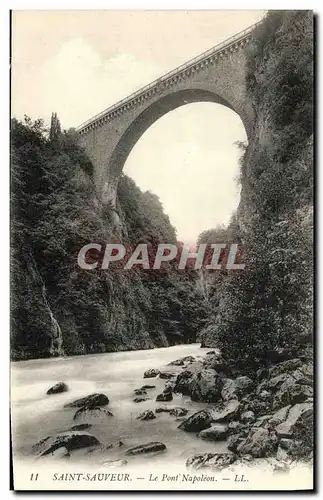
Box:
left=76, top=21, right=261, bottom=134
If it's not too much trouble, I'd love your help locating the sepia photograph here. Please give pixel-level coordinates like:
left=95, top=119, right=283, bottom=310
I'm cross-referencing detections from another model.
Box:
left=10, top=9, right=314, bottom=491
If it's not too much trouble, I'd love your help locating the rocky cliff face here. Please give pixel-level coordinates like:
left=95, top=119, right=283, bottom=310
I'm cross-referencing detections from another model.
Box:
left=200, top=11, right=313, bottom=363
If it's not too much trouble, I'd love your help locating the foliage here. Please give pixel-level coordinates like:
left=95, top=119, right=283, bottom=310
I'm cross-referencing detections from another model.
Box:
left=212, top=11, right=313, bottom=365
left=11, top=115, right=205, bottom=359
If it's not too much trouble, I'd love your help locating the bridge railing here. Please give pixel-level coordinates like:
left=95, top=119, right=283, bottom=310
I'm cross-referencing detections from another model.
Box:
left=76, top=20, right=262, bottom=132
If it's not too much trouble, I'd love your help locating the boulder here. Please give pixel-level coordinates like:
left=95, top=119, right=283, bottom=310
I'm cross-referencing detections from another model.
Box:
left=227, top=434, right=244, bottom=453
left=143, top=369, right=160, bottom=379
left=190, top=369, right=224, bottom=403
left=299, top=363, right=313, bottom=380
left=101, top=459, right=128, bottom=468
left=273, top=378, right=313, bottom=408
left=227, top=421, right=244, bottom=433
left=252, top=415, right=272, bottom=428
left=64, top=393, right=109, bottom=409
left=269, top=359, right=302, bottom=378
left=47, top=382, right=68, bottom=395
left=159, top=370, right=178, bottom=380
left=168, top=356, right=195, bottom=366
left=155, top=406, right=172, bottom=413
left=186, top=452, right=236, bottom=471
left=169, top=407, right=188, bottom=417
left=133, top=396, right=150, bottom=403
left=141, top=384, right=155, bottom=390
left=36, top=432, right=100, bottom=456
left=178, top=410, right=212, bottom=432
left=173, top=370, right=194, bottom=396
left=73, top=407, right=113, bottom=422
left=221, top=376, right=254, bottom=401
left=134, top=388, right=147, bottom=396
left=275, top=402, right=313, bottom=439
left=156, top=392, right=173, bottom=402
left=236, top=428, right=278, bottom=458
left=241, top=411, right=255, bottom=423
left=266, top=373, right=290, bottom=391
left=125, top=442, right=166, bottom=456
left=137, top=410, right=156, bottom=421
left=164, top=377, right=177, bottom=394
left=198, top=424, right=228, bottom=441
left=268, top=406, right=291, bottom=426
left=210, top=399, right=240, bottom=423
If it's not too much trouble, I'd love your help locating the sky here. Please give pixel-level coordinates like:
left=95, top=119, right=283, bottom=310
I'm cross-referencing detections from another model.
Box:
left=12, top=10, right=266, bottom=243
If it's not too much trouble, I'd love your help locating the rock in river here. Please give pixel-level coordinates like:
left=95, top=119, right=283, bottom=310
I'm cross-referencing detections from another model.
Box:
left=47, top=382, right=68, bottom=395
left=169, top=407, right=188, bottom=417
left=156, top=392, right=173, bottom=402
left=34, top=431, right=100, bottom=457
left=198, top=424, right=228, bottom=441
left=137, top=410, right=156, bottom=421
left=73, top=406, right=113, bottom=422
left=210, top=399, right=240, bottom=423
left=133, top=396, right=150, bottom=403
left=178, top=410, right=212, bottom=432
left=143, top=369, right=160, bottom=378
left=64, top=393, right=109, bottom=409
left=190, top=369, right=224, bottom=403
left=186, top=452, right=236, bottom=471
left=125, top=442, right=166, bottom=456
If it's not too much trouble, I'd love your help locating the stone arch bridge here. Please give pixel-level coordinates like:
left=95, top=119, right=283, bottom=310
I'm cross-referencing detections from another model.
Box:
left=77, top=22, right=260, bottom=209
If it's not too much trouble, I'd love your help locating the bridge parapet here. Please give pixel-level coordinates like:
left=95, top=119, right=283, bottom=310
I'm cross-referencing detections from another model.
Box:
left=77, top=21, right=261, bottom=136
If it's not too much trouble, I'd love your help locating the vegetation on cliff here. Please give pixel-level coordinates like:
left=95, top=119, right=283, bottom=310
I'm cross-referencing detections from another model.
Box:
left=11, top=116, right=206, bottom=360
left=206, top=10, right=313, bottom=365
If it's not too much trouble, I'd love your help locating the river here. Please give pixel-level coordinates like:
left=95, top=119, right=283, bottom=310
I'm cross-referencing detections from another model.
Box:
left=11, top=343, right=227, bottom=467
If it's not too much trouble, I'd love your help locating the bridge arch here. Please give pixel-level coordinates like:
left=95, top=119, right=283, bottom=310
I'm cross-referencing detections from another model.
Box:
left=107, top=88, right=250, bottom=190
left=77, top=24, right=259, bottom=207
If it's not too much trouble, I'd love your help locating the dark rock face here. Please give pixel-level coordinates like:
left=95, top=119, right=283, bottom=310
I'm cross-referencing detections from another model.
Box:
left=173, top=370, right=195, bottom=396
left=73, top=406, right=113, bottom=422
left=275, top=402, right=313, bottom=439
left=198, top=424, right=228, bottom=441
left=169, top=407, right=188, bottom=417
left=168, top=356, right=196, bottom=366
left=141, top=385, right=155, bottom=390
left=134, top=388, right=147, bottom=396
left=236, top=428, right=278, bottom=458
left=143, top=369, right=160, bottom=378
left=273, top=378, right=313, bottom=408
left=159, top=370, right=178, bottom=380
left=164, top=377, right=177, bottom=394
left=156, top=392, right=173, bottom=402
left=210, top=399, right=240, bottom=423
left=133, top=396, right=150, bottom=403
left=137, top=410, right=156, bottom=421
left=125, top=442, right=166, bottom=456
left=47, top=382, right=68, bottom=395
left=221, top=376, right=254, bottom=401
left=186, top=452, right=236, bottom=471
left=178, top=410, right=212, bottom=432
left=240, top=411, right=255, bottom=423
left=190, top=369, right=224, bottom=403
left=64, top=393, right=109, bottom=409
left=35, top=432, right=100, bottom=456
left=269, top=359, right=302, bottom=378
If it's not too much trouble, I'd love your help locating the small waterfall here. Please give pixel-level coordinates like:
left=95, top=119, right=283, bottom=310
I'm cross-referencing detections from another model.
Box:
left=28, top=251, right=63, bottom=356
left=40, top=283, right=63, bottom=356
